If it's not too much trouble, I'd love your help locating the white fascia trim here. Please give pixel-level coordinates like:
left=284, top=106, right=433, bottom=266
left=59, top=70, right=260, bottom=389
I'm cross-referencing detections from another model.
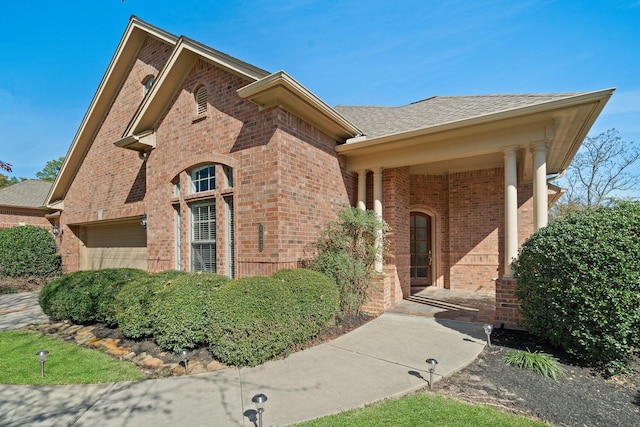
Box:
left=237, top=70, right=363, bottom=136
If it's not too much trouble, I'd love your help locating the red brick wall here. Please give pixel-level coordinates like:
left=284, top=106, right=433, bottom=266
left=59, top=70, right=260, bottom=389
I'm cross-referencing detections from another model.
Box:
left=409, top=174, right=450, bottom=288
left=406, top=168, right=534, bottom=294
left=0, top=207, right=52, bottom=230
left=382, top=167, right=410, bottom=300
left=58, top=37, right=353, bottom=277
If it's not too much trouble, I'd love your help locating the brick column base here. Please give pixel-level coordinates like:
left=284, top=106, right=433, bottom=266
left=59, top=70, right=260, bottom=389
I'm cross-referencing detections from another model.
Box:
left=495, top=278, right=525, bottom=329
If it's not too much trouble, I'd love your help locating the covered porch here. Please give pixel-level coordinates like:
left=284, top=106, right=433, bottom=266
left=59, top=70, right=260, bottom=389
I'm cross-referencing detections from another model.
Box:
left=335, top=90, right=613, bottom=326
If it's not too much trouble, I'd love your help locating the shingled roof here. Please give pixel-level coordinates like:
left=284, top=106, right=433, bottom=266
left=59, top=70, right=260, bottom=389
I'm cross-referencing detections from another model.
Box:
left=0, top=180, right=52, bottom=209
left=335, top=93, right=585, bottom=139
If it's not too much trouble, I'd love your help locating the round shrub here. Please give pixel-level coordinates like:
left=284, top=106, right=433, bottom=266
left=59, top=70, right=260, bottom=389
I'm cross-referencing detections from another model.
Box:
left=0, top=225, right=61, bottom=278
left=39, top=269, right=147, bottom=325
left=513, top=202, right=640, bottom=373
left=272, top=268, right=339, bottom=339
left=207, top=270, right=339, bottom=366
left=114, top=270, right=189, bottom=338
left=150, top=273, right=230, bottom=352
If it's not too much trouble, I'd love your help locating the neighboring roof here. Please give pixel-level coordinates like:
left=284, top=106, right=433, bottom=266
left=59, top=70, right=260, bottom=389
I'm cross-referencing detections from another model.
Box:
left=0, top=180, right=52, bottom=209
left=335, top=93, right=586, bottom=139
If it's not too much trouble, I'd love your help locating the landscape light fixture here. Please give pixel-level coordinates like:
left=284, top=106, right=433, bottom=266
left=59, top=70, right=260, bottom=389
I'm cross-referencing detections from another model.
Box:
left=36, top=350, right=49, bottom=378
left=252, top=393, right=268, bottom=427
left=483, top=324, right=494, bottom=347
left=180, top=349, right=189, bottom=375
left=425, top=358, right=438, bottom=390
left=140, top=213, right=147, bottom=229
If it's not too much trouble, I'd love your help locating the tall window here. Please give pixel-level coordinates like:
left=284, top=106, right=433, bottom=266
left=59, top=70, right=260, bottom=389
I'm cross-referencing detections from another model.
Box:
left=225, top=196, right=234, bottom=278
left=191, top=201, right=216, bottom=272
left=191, top=165, right=215, bottom=193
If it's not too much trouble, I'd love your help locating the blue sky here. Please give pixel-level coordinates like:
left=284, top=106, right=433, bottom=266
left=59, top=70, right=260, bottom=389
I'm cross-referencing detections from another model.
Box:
left=1, top=0, right=639, bottom=182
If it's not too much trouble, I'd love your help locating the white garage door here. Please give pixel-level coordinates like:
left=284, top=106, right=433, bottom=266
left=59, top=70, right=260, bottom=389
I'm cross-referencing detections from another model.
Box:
left=80, top=221, right=147, bottom=270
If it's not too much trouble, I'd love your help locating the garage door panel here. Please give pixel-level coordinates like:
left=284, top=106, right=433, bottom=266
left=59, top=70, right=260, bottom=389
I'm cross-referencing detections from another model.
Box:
left=80, top=221, right=147, bottom=270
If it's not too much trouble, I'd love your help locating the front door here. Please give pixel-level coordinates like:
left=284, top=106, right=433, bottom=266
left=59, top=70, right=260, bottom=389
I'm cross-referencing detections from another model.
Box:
left=410, top=212, right=432, bottom=289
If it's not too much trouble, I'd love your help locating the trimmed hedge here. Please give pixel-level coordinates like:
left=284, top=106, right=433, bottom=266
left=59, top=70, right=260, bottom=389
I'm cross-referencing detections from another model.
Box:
left=207, top=269, right=339, bottom=366
left=514, top=202, right=640, bottom=373
left=150, top=273, right=230, bottom=352
left=0, top=225, right=61, bottom=278
left=114, top=270, right=189, bottom=338
left=39, top=269, right=147, bottom=325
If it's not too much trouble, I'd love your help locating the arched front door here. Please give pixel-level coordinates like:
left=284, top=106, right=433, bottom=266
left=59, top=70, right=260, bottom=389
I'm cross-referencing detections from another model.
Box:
left=410, top=212, right=432, bottom=289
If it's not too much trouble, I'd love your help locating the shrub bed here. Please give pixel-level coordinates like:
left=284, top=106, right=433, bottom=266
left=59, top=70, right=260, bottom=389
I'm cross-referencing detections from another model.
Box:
left=0, top=225, right=61, bottom=278
left=150, top=273, right=230, bottom=352
left=114, top=270, right=189, bottom=338
left=207, top=269, right=339, bottom=366
left=514, top=201, right=640, bottom=373
left=39, top=269, right=147, bottom=324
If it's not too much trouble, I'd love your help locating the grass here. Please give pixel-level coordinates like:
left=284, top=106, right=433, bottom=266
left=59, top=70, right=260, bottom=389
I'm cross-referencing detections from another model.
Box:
left=292, top=393, right=546, bottom=426
left=0, top=330, right=144, bottom=384
left=504, top=350, right=563, bottom=380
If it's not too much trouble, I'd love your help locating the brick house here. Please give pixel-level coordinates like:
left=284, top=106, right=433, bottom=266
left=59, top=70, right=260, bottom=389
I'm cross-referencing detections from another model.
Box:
left=0, top=180, right=55, bottom=230
left=45, top=17, right=612, bottom=322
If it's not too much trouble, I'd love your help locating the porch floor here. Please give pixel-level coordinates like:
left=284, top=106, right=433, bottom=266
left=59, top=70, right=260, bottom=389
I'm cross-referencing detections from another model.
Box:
left=388, top=287, right=496, bottom=324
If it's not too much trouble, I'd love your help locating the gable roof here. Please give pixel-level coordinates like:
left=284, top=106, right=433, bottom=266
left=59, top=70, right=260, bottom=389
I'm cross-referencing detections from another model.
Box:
left=47, top=17, right=360, bottom=209
left=0, top=180, right=52, bottom=209
left=336, top=93, right=589, bottom=139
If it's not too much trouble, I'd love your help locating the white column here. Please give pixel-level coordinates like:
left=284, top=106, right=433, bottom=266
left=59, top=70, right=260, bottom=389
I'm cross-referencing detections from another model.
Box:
left=372, top=167, right=383, bottom=273
left=504, top=147, right=518, bottom=278
left=532, top=142, right=548, bottom=230
left=357, top=170, right=367, bottom=210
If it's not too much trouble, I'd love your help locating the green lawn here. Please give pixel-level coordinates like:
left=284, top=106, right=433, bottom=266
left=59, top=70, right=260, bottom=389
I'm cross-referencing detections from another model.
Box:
left=292, top=393, right=546, bottom=427
left=0, top=330, right=144, bottom=384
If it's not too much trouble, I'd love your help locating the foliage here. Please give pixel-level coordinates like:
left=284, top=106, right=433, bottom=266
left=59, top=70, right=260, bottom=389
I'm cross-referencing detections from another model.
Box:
left=0, top=225, right=61, bottom=278
left=514, top=201, right=640, bottom=373
left=292, top=393, right=546, bottom=427
left=207, top=270, right=339, bottom=366
left=39, top=269, right=147, bottom=325
left=272, top=269, right=340, bottom=338
left=308, top=207, right=389, bottom=316
left=503, top=351, right=563, bottom=380
left=0, top=174, right=25, bottom=189
left=35, top=156, right=65, bottom=182
left=0, top=330, right=143, bottom=384
left=556, top=129, right=640, bottom=212
left=150, top=273, right=230, bottom=352
left=115, top=270, right=189, bottom=339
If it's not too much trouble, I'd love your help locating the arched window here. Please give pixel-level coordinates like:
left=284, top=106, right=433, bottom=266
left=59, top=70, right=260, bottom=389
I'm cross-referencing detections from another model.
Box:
left=142, top=75, right=155, bottom=95
left=195, top=85, right=207, bottom=115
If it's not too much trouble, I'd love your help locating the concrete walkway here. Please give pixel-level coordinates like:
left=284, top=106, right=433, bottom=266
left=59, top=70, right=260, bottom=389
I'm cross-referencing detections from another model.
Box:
left=0, top=293, right=486, bottom=426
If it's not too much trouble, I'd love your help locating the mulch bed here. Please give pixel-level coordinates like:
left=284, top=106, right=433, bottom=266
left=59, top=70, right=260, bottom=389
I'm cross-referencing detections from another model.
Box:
left=434, top=328, right=640, bottom=426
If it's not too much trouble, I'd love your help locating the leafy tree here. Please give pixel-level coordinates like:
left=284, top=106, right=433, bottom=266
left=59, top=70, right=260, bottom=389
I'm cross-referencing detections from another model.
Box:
left=556, top=129, right=640, bottom=212
left=0, top=161, right=11, bottom=172
left=0, top=174, right=25, bottom=189
left=35, top=157, right=64, bottom=182
left=308, top=207, right=389, bottom=316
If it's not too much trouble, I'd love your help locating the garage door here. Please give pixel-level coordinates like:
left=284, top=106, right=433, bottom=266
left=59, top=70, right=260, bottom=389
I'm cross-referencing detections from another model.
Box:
left=80, top=221, right=147, bottom=270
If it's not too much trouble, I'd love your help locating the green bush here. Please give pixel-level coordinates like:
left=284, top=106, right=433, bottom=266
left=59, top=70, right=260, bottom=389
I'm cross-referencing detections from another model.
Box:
left=39, top=269, right=147, bottom=325
left=513, top=201, right=640, bottom=373
left=272, top=269, right=340, bottom=340
left=0, top=225, right=61, bottom=278
left=114, top=270, right=189, bottom=338
left=151, top=273, right=230, bottom=352
left=309, top=207, right=388, bottom=316
left=207, top=270, right=339, bottom=366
